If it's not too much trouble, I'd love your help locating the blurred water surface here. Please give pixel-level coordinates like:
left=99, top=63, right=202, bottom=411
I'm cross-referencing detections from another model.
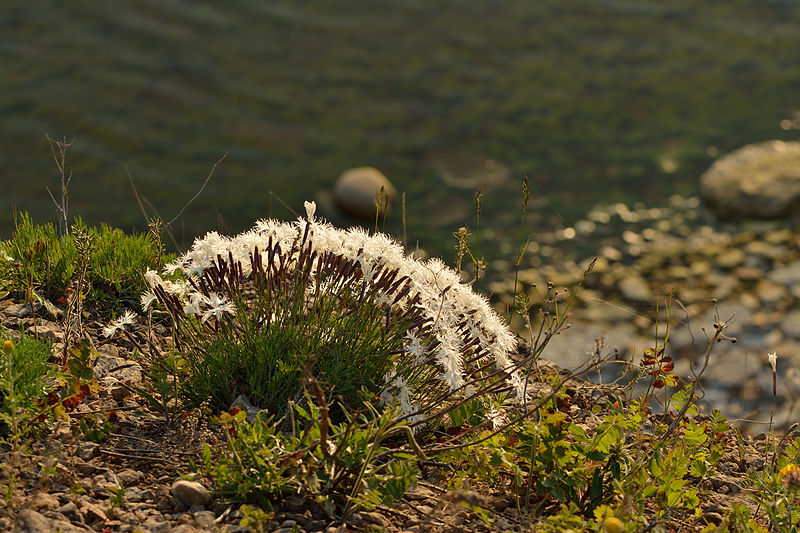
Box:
left=2, top=0, right=799, bottom=257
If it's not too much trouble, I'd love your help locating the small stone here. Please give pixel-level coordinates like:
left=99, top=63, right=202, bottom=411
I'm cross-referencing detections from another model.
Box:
left=82, top=502, right=108, bottom=523
left=77, top=441, right=100, bottom=461
left=117, top=468, right=144, bottom=486
left=172, top=479, right=212, bottom=509
left=124, top=487, right=144, bottom=502
left=755, top=280, right=786, bottom=306
left=173, top=525, right=206, bottom=533
left=57, top=502, right=78, bottom=516
left=359, top=511, right=387, bottom=528
left=5, top=302, right=33, bottom=318
left=29, top=491, right=60, bottom=511
left=15, top=509, right=84, bottom=533
left=142, top=518, right=170, bottom=532
left=689, top=260, right=712, bottom=277
left=111, top=383, right=131, bottom=402
left=618, top=274, right=652, bottom=303
left=715, top=248, right=746, bottom=269
left=280, top=519, right=298, bottom=528
left=768, top=260, right=800, bottom=286
left=764, top=229, right=793, bottom=244
left=193, top=510, right=216, bottom=529
left=782, top=310, right=800, bottom=339
left=30, top=323, right=62, bottom=342
left=734, top=266, right=763, bottom=281
left=93, top=353, right=143, bottom=383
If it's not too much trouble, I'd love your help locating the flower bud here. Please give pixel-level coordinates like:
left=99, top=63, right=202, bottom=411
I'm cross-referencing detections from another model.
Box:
left=603, top=517, right=625, bottom=533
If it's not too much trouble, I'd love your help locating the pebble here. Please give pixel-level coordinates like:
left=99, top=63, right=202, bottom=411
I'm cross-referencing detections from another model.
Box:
left=29, top=491, right=60, bottom=511
left=15, top=509, right=85, bottom=533
left=618, top=274, right=652, bottom=303
left=77, top=441, right=100, bottom=461
left=171, top=480, right=212, bottom=509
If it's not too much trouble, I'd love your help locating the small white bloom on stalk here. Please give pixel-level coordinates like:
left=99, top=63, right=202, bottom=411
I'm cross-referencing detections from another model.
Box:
left=201, top=293, right=236, bottom=323
left=140, top=290, right=157, bottom=312
left=304, top=201, right=316, bottom=223
left=103, top=310, right=137, bottom=338
left=769, top=352, right=778, bottom=398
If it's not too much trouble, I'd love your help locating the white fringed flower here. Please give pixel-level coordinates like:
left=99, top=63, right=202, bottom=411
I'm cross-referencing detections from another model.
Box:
left=103, top=309, right=137, bottom=338
left=200, top=293, right=236, bottom=323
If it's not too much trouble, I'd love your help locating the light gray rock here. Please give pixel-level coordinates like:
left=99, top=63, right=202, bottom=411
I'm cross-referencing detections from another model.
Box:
left=781, top=310, right=800, bottom=339
left=230, top=395, right=264, bottom=423
left=700, top=140, right=800, bottom=220
left=618, top=274, right=652, bottom=303
left=171, top=480, right=212, bottom=509
left=28, top=491, right=60, bottom=511
left=537, top=321, right=645, bottom=370
left=5, top=302, right=33, bottom=318
left=14, top=509, right=85, bottom=533
left=93, top=353, right=142, bottom=383
left=333, top=167, right=397, bottom=221
left=768, top=260, right=800, bottom=286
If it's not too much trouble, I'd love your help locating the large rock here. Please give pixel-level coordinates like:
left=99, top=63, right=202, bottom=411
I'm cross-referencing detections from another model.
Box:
left=700, top=140, right=800, bottom=220
left=333, top=167, right=397, bottom=221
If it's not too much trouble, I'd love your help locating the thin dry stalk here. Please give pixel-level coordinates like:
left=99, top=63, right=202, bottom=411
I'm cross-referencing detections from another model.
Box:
left=45, top=133, right=75, bottom=237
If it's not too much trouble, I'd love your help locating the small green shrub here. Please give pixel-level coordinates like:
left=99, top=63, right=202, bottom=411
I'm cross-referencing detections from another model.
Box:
left=141, top=207, right=526, bottom=425
left=0, top=330, right=58, bottom=445
left=0, top=213, right=170, bottom=316
left=2, top=212, right=76, bottom=297
left=201, top=392, right=419, bottom=517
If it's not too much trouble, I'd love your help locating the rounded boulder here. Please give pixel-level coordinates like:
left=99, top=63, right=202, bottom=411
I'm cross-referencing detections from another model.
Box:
left=333, top=167, right=397, bottom=221
left=700, top=140, right=800, bottom=220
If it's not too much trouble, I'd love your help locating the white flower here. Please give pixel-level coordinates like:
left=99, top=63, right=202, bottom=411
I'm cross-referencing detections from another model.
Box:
left=201, top=293, right=236, bottom=323
left=304, top=201, right=316, bottom=222
left=184, top=292, right=205, bottom=315
left=140, top=290, right=157, bottom=312
left=102, top=323, right=119, bottom=339
left=769, top=352, right=778, bottom=372
left=118, top=310, right=137, bottom=326
left=404, top=331, right=426, bottom=363
left=489, top=407, right=508, bottom=430
left=162, top=260, right=183, bottom=275
left=103, top=309, right=137, bottom=338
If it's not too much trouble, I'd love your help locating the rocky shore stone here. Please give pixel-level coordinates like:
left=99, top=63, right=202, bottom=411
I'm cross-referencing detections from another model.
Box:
left=171, top=480, right=212, bottom=509
left=700, top=140, right=800, bottom=220
left=333, top=167, right=397, bottom=221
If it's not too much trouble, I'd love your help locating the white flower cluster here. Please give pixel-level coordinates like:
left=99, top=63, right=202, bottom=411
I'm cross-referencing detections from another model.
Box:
left=137, top=202, right=526, bottom=418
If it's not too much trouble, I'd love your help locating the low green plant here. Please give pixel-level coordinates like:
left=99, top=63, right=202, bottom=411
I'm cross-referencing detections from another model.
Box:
left=1, top=213, right=169, bottom=317
left=0, top=330, right=58, bottom=447
left=200, top=385, right=419, bottom=519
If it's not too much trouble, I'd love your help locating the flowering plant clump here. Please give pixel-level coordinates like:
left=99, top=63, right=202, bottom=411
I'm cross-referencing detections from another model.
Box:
left=135, top=202, right=525, bottom=423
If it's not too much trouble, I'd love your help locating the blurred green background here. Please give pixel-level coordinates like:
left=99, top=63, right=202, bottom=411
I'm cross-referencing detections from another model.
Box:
left=2, top=0, right=799, bottom=258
